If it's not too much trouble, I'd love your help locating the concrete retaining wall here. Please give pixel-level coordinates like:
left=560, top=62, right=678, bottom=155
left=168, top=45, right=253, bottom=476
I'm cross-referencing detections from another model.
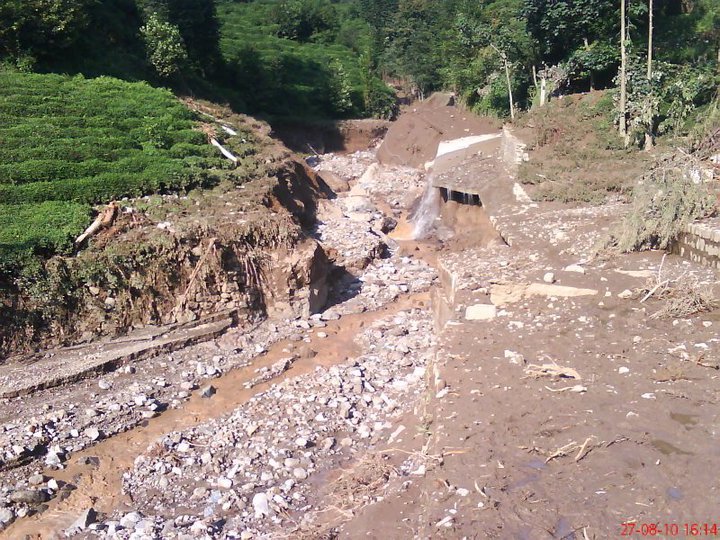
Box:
left=673, top=219, right=720, bottom=269
left=501, top=127, right=529, bottom=173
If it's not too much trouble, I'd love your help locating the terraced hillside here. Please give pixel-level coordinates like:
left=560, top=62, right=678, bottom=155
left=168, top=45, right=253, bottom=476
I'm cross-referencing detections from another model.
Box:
left=216, top=0, right=395, bottom=119
left=0, top=71, right=225, bottom=265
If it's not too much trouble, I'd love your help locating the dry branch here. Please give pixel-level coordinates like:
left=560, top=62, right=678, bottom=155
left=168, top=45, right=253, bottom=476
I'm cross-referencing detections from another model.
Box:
left=525, top=361, right=581, bottom=380
left=75, top=202, right=118, bottom=245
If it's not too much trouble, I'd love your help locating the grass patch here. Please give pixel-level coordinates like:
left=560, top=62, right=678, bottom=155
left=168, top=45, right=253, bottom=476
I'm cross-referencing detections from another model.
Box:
left=516, top=91, right=652, bottom=204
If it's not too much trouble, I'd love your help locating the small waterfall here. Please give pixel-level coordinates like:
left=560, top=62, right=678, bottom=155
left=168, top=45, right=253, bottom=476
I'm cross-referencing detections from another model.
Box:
left=411, top=176, right=441, bottom=239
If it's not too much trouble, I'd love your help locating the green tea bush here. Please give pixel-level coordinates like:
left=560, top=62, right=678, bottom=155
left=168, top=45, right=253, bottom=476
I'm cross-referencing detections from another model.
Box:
left=0, top=70, right=224, bottom=260
left=0, top=202, right=91, bottom=258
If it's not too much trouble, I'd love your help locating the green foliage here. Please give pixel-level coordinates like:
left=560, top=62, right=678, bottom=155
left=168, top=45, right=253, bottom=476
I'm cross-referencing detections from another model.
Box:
left=654, top=0, right=719, bottom=65
left=606, top=163, right=717, bottom=252
left=381, top=0, right=445, bottom=95
left=1, top=0, right=224, bottom=82
left=0, top=0, right=94, bottom=60
left=0, top=202, right=90, bottom=258
left=439, top=0, right=536, bottom=113
left=217, top=0, right=392, bottom=119
left=565, top=40, right=618, bottom=87
left=272, top=0, right=339, bottom=42
left=140, top=14, right=189, bottom=78
left=365, top=77, right=399, bottom=119
left=328, top=59, right=354, bottom=115
left=0, top=70, right=224, bottom=260
left=336, top=17, right=373, bottom=54
left=523, top=0, right=617, bottom=65
left=619, top=52, right=719, bottom=146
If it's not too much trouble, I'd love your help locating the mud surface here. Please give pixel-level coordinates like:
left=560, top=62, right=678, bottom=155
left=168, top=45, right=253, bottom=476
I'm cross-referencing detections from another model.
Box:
left=0, top=97, right=718, bottom=540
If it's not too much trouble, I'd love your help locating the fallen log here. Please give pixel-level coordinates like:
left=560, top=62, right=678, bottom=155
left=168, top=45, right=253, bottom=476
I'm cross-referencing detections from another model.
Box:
left=74, top=201, right=118, bottom=246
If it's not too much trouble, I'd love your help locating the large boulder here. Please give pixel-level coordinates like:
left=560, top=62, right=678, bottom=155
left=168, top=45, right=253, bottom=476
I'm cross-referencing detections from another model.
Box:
left=317, top=169, right=350, bottom=193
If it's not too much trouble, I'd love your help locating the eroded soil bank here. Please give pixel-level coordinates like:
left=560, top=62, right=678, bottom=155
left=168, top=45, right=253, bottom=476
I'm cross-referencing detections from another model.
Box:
left=1, top=95, right=719, bottom=539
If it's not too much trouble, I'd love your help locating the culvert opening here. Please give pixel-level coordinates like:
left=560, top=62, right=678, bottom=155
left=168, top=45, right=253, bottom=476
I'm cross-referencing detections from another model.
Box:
left=439, top=187, right=482, bottom=206
left=407, top=183, right=504, bottom=248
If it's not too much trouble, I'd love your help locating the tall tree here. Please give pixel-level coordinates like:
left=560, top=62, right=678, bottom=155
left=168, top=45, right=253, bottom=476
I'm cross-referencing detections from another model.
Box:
left=0, top=0, right=94, bottom=62
left=647, top=0, right=653, bottom=79
left=619, top=0, right=628, bottom=141
left=137, top=0, right=222, bottom=75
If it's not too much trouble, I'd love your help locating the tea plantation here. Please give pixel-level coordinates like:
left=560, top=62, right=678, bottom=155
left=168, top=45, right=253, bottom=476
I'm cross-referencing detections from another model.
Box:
left=217, top=0, right=373, bottom=119
left=0, top=71, right=222, bottom=263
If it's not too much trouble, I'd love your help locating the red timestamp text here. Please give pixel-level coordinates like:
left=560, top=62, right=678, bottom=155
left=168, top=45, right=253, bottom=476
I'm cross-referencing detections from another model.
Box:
left=620, top=522, right=720, bottom=537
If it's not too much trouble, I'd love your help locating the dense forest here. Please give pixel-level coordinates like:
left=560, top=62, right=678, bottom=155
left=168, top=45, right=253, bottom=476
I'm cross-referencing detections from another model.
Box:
left=2, top=1, right=718, bottom=129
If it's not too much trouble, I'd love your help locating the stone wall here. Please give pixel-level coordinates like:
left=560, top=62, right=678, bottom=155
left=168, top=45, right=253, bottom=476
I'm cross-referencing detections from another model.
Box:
left=501, top=127, right=529, bottom=172
left=673, top=218, right=720, bottom=269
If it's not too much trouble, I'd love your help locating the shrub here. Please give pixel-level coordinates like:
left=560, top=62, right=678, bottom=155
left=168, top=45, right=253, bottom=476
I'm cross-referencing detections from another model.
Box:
left=140, top=15, right=189, bottom=78
left=605, top=160, right=717, bottom=252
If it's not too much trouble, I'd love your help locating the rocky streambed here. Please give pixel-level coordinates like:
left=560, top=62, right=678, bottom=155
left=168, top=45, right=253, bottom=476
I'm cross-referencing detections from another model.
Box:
left=0, top=142, right=441, bottom=538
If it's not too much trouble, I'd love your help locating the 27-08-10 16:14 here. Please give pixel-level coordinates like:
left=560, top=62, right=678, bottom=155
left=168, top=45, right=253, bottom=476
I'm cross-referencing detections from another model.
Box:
left=620, top=522, right=720, bottom=536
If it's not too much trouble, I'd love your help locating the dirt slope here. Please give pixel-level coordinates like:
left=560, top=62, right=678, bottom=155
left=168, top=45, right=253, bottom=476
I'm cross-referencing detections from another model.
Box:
left=377, top=93, right=501, bottom=168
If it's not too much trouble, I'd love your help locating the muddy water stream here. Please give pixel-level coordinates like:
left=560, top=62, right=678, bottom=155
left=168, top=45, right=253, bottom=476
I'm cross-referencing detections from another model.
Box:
left=4, top=126, right=505, bottom=538
left=5, top=291, right=430, bottom=539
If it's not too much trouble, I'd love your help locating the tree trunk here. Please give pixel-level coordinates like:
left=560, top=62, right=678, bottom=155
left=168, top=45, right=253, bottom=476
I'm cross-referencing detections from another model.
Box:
left=503, top=57, right=515, bottom=119
left=647, top=0, right=654, bottom=79
left=644, top=132, right=654, bottom=150
left=619, top=0, right=628, bottom=145
left=644, top=0, right=655, bottom=150
left=490, top=43, right=515, bottom=119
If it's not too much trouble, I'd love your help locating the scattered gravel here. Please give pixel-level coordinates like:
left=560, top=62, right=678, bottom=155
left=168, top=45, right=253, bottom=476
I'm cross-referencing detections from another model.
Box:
left=0, top=151, right=438, bottom=533
left=106, top=307, right=435, bottom=537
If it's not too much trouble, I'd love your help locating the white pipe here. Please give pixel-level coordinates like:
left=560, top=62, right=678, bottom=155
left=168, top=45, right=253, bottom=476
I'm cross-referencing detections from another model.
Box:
left=210, top=138, right=238, bottom=164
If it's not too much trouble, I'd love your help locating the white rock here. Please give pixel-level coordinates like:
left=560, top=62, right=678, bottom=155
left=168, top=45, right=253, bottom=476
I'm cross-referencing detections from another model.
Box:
left=618, top=367, right=630, bottom=374
left=177, top=441, right=191, bottom=453
left=70, top=507, right=97, bottom=531
left=0, top=508, right=14, bottom=525
left=252, top=493, right=270, bottom=517
left=217, top=477, right=233, bottom=489
left=465, top=304, right=497, bottom=321
left=543, top=272, right=556, bottom=284
left=295, top=437, right=310, bottom=448
left=119, top=512, right=141, bottom=528
left=84, top=427, right=101, bottom=441
left=564, top=264, right=586, bottom=274
left=504, top=350, right=524, bottom=365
